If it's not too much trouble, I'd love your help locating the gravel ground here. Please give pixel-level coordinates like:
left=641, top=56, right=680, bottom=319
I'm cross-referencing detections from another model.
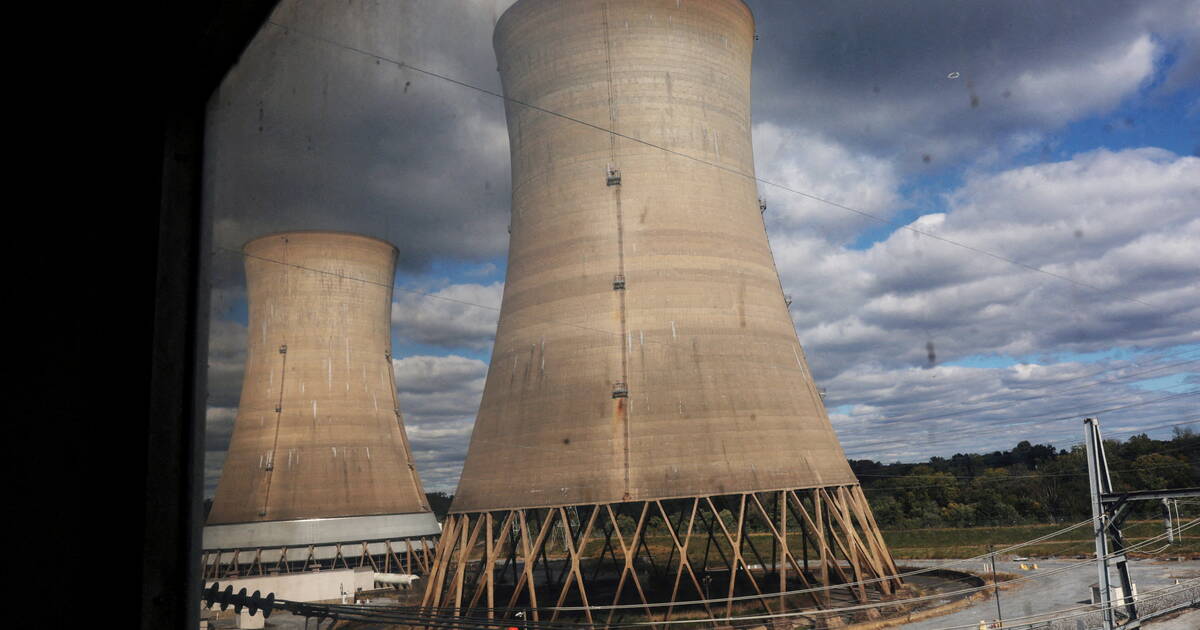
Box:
left=891, top=557, right=1199, bottom=630
left=1142, top=607, right=1199, bottom=629
left=202, top=560, right=1199, bottom=629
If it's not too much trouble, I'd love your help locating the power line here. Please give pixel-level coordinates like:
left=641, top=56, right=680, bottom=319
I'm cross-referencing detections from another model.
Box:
left=840, top=391, right=1200, bottom=456
left=856, top=457, right=1199, bottom=482
left=901, top=579, right=1199, bottom=630
left=229, top=247, right=501, bottom=312
left=851, top=352, right=1200, bottom=425
left=553, top=517, right=1099, bottom=612
left=222, top=246, right=810, bottom=376
left=216, top=21, right=1200, bottom=469
left=610, top=517, right=1200, bottom=625
left=206, top=29, right=1200, bottom=431
left=291, top=576, right=1199, bottom=630
left=259, top=19, right=1164, bottom=311
left=838, top=368, right=1200, bottom=444
left=855, top=389, right=1200, bottom=445
left=342, top=515, right=1162, bottom=619
left=855, top=418, right=1200, bottom=492
left=219, top=246, right=1199, bottom=468
left=243, top=511, right=1197, bottom=627
left=596, top=517, right=1200, bottom=625
left=225, top=21, right=1197, bottom=386
left=1059, top=418, right=1200, bottom=448
left=223, top=245, right=1199, bottom=438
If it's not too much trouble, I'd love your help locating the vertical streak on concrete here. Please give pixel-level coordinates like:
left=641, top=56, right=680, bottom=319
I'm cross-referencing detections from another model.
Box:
left=604, top=1, right=633, bottom=500
left=260, top=238, right=289, bottom=518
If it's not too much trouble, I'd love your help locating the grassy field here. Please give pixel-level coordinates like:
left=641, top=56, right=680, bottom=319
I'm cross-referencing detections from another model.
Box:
left=881, top=519, right=1200, bottom=559
left=564, top=520, right=1198, bottom=563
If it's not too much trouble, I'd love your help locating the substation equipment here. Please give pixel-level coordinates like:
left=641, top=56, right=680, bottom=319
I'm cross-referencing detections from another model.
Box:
left=203, top=231, right=440, bottom=579
left=422, top=0, right=903, bottom=625
left=1084, top=417, right=1200, bottom=630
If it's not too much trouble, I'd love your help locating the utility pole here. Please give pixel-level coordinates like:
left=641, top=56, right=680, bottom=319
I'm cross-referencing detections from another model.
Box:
left=988, top=544, right=1002, bottom=628
left=1162, top=498, right=1175, bottom=543
left=1083, top=418, right=1200, bottom=630
left=1085, top=417, right=1116, bottom=630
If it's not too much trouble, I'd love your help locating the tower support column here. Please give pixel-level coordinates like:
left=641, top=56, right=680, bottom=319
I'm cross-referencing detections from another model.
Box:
left=422, top=485, right=902, bottom=625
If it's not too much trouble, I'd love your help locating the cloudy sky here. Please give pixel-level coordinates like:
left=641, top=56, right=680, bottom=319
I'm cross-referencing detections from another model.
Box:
left=202, top=0, right=1200, bottom=496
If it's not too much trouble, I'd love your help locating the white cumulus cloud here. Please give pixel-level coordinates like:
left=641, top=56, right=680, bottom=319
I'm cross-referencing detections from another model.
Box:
left=392, top=282, right=503, bottom=350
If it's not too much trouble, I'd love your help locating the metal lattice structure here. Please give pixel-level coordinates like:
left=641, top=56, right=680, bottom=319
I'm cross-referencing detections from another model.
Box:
left=203, top=231, right=439, bottom=578
left=423, top=0, right=903, bottom=623
left=1084, top=417, right=1200, bottom=630
left=424, top=487, right=900, bottom=625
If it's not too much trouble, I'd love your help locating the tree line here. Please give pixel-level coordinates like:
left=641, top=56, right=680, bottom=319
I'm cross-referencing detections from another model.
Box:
left=424, top=427, right=1198, bottom=531
left=850, top=427, right=1198, bottom=529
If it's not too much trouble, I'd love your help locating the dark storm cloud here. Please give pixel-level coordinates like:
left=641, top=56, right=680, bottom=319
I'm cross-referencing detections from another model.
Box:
left=203, top=320, right=249, bottom=493
left=205, top=319, right=247, bottom=409
left=205, top=0, right=513, bottom=282
left=747, top=0, right=1199, bottom=164
left=204, top=407, right=238, bottom=495
left=202, top=0, right=517, bottom=495
left=201, top=319, right=249, bottom=494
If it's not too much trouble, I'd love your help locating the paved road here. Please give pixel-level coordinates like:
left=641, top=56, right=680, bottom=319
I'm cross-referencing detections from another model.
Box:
left=892, top=558, right=1199, bottom=630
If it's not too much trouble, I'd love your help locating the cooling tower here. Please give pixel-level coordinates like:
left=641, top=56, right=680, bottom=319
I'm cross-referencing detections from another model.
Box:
left=424, top=1, right=901, bottom=623
left=203, top=231, right=439, bottom=578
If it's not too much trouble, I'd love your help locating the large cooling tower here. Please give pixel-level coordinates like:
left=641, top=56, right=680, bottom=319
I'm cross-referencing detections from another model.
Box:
left=204, top=231, right=439, bottom=575
left=456, top=0, right=855, bottom=510
left=425, top=0, right=900, bottom=624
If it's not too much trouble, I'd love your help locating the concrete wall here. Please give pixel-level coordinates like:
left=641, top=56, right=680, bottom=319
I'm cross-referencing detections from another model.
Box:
left=452, top=0, right=858, bottom=513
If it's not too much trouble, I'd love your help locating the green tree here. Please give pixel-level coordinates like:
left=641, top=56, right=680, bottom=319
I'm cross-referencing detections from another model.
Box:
left=1032, top=447, right=1089, bottom=522
left=940, top=502, right=977, bottom=527
left=1130, top=453, right=1191, bottom=490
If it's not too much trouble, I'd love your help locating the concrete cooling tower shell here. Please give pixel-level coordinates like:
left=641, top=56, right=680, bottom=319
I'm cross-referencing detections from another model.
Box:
left=450, top=0, right=858, bottom=514
left=205, top=231, right=438, bottom=552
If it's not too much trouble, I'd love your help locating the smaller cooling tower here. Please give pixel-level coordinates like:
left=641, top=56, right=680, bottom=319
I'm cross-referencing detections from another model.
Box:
left=203, top=232, right=439, bottom=576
